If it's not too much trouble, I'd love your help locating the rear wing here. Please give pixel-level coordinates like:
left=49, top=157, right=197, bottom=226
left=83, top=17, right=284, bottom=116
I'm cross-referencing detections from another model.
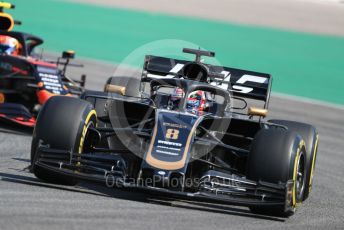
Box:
left=143, top=55, right=272, bottom=107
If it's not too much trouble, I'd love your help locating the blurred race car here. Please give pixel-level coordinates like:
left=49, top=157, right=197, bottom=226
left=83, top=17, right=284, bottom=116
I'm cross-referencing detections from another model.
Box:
left=31, top=48, right=319, bottom=217
left=0, top=2, right=86, bottom=127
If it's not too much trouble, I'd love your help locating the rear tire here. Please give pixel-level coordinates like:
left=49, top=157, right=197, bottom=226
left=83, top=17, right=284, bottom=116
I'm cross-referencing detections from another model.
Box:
left=247, top=128, right=306, bottom=216
left=269, top=119, right=319, bottom=200
left=31, top=96, right=97, bottom=185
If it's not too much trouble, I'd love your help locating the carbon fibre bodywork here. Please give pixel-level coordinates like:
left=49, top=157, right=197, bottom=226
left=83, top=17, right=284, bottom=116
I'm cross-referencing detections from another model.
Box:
left=32, top=48, right=316, bottom=215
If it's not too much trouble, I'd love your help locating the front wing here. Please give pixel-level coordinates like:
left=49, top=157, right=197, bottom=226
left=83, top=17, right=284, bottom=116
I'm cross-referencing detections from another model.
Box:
left=0, top=103, right=36, bottom=127
left=33, top=145, right=295, bottom=211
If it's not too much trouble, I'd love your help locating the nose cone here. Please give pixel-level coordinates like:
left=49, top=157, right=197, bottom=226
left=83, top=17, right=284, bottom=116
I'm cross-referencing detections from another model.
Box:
left=143, top=111, right=202, bottom=171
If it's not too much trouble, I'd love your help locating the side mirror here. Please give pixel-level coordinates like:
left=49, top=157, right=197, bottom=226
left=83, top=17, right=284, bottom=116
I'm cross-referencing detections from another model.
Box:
left=62, top=50, right=75, bottom=59
left=104, top=84, right=126, bottom=96
left=248, top=107, right=268, bottom=117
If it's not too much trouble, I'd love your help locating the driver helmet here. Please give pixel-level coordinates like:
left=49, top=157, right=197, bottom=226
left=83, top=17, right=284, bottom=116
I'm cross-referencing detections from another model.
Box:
left=187, top=90, right=207, bottom=112
left=0, top=35, right=21, bottom=55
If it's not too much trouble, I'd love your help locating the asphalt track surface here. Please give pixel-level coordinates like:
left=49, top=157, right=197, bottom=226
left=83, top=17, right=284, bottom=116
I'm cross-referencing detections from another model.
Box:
left=0, top=59, right=343, bottom=230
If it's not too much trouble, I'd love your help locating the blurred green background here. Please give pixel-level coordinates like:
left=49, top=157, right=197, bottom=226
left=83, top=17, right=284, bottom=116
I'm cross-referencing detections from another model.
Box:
left=11, top=0, right=344, bottom=104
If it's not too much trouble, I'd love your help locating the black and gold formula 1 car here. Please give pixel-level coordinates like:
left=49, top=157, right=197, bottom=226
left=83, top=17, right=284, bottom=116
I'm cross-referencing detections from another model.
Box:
left=30, top=48, right=319, bottom=217
left=0, top=2, right=85, bottom=128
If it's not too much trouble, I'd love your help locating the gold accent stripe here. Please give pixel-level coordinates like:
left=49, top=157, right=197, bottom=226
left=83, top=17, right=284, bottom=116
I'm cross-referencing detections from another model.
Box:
left=292, top=139, right=305, bottom=207
left=145, top=116, right=202, bottom=170
left=78, top=109, right=97, bottom=153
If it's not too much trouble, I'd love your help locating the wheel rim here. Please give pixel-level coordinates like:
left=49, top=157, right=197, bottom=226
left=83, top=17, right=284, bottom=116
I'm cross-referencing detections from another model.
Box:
left=296, top=152, right=305, bottom=200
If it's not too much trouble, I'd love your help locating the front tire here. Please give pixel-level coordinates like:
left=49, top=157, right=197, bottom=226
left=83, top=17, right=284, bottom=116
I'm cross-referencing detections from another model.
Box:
left=269, top=119, right=319, bottom=200
left=247, top=128, right=306, bottom=216
left=31, top=96, right=97, bottom=185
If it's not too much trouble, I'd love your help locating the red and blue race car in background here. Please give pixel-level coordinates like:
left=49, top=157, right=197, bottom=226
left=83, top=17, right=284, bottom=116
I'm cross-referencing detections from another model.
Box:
left=0, top=2, right=86, bottom=127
